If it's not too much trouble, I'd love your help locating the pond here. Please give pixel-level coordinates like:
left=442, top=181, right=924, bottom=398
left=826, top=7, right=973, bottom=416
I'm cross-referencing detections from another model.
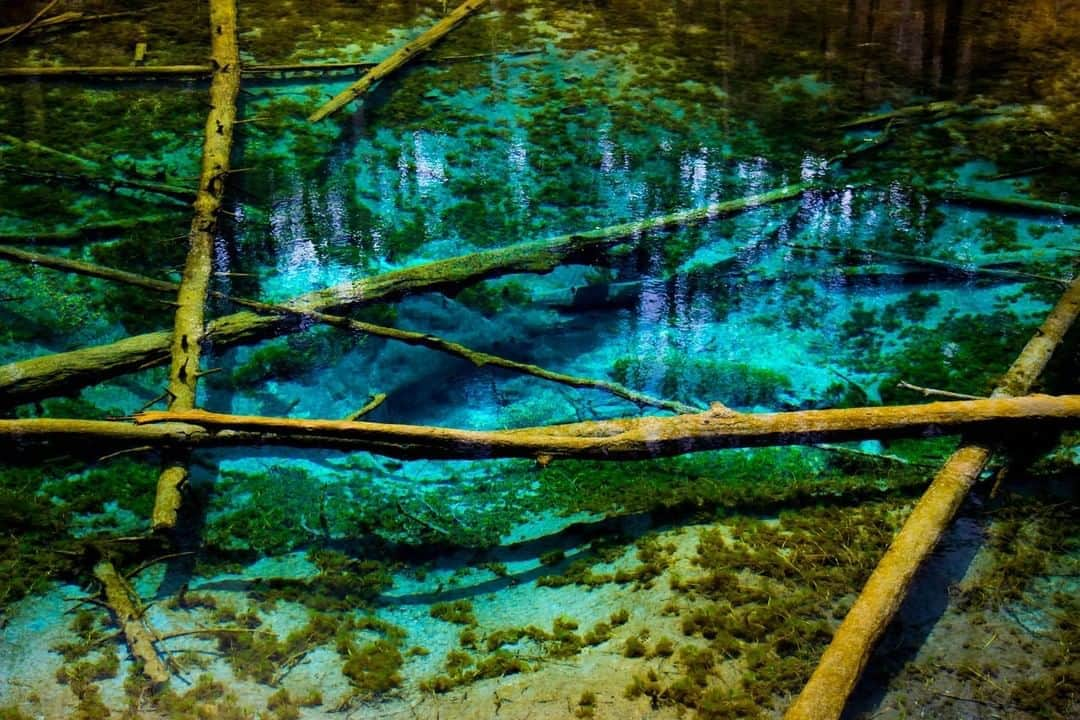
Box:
left=0, top=1, right=1077, bottom=718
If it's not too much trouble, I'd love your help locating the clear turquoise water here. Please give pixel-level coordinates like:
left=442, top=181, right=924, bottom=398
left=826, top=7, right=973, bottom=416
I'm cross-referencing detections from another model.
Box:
left=0, top=1, right=1077, bottom=718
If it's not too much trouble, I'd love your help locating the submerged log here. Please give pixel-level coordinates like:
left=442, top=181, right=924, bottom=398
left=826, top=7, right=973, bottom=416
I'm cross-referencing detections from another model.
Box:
left=6, top=395, right=1080, bottom=459
left=0, top=0, right=59, bottom=46
left=0, top=215, right=182, bottom=245
left=93, top=560, right=169, bottom=684
left=940, top=188, right=1080, bottom=218
left=785, top=270, right=1080, bottom=720
left=0, top=182, right=809, bottom=408
left=783, top=242, right=1067, bottom=286
left=0, top=64, right=215, bottom=79
left=0, top=50, right=542, bottom=81
left=0, top=135, right=192, bottom=201
left=152, top=0, right=241, bottom=532
left=0, top=8, right=147, bottom=40
left=838, top=98, right=998, bottom=129
left=0, top=164, right=192, bottom=206
left=308, top=0, right=489, bottom=122
left=0, top=244, right=701, bottom=415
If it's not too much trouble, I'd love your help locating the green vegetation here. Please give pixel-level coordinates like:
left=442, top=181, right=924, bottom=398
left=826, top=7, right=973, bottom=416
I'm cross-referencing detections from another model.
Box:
left=430, top=599, right=477, bottom=625
left=612, top=353, right=793, bottom=409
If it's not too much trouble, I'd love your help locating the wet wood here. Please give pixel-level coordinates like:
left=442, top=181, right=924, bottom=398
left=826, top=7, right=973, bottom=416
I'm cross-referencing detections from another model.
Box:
left=0, top=64, right=215, bottom=79
left=0, top=182, right=809, bottom=408
left=0, top=244, right=702, bottom=416
left=0, top=8, right=147, bottom=40
left=0, top=0, right=60, bottom=46
left=93, top=560, right=169, bottom=684
left=0, top=51, right=541, bottom=81
left=783, top=241, right=1067, bottom=286
left=0, top=164, right=192, bottom=205
left=308, top=0, right=489, bottom=122
left=940, top=188, right=1080, bottom=218
left=838, top=98, right=997, bottom=129
left=0, top=215, right=181, bottom=246
left=345, top=393, right=387, bottom=421
left=153, top=0, right=241, bottom=532
left=7, top=395, right=1080, bottom=459
left=785, top=271, right=1080, bottom=720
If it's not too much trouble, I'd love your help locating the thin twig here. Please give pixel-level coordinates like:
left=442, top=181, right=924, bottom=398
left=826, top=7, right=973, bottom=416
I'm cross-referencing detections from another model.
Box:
left=97, top=445, right=154, bottom=463
left=896, top=380, right=985, bottom=401
left=125, top=551, right=196, bottom=581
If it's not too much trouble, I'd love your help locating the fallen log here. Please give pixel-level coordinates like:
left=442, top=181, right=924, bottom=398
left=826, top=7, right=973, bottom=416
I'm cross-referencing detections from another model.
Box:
left=939, top=188, right=1080, bottom=218
left=0, top=0, right=59, bottom=46
left=308, top=0, right=489, bottom=122
left=0, top=64, right=215, bottom=79
left=784, top=268, right=1080, bottom=720
left=0, top=50, right=542, bottom=81
left=0, top=8, right=147, bottom=40
left=0, top=134, right=192, bottom=200
left=6, top=395, right=1080, bottom=460
left=152, top=0, right=241, bottom=532
left=782, top=242, right=1067, bottom=286
left=0, top=215, right=182, bottom=245
left=0, top=164, right=192, bottom=205
left=0, top=244, right=701, bottom=415
left=838, top=97, right=998, bottom=129
left=93, top=560, right=169, bottom=684
left=0, top=181, right=810, bottom=408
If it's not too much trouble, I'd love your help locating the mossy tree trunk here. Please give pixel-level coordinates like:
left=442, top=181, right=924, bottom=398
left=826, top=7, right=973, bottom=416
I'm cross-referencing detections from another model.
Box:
left=6, top=395, right=1080, bottom=459
left=152, top=0, right=240, bottom=532
left=0, top=182, right=810, bottom=408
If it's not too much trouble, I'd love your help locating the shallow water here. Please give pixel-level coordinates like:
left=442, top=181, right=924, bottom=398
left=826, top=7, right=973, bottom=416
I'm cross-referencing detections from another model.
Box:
left=0, top=1, right=1077, bottom=718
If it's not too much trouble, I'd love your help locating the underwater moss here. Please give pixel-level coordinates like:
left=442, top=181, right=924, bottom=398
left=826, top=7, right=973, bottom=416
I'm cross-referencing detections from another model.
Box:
left=429, top=598, right=477, bottom=625
left=339, top=638, right=404, bottom=695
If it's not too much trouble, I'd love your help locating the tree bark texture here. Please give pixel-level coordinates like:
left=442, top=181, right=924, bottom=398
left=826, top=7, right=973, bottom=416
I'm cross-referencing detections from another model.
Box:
left=5, top=395, right=1080, bottom=460
left=93, top=560, right=169, bottom=684
left=0, top=182, right=809, bottom=408
left=784, top=270, right=1080, bottom=720
left=307, top=0, right=489, bottom=122
left=152, top=0, right=240, bottom=532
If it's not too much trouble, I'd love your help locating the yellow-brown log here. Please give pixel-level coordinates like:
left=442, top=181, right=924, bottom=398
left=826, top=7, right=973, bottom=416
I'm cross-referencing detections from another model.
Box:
left=7, top=396, right=1080, bottom=459
left=308, top=0, right=489, bottom=122
left=784, top=270, right=1080, bottom=720
left=93, top=560, right=169, bottom=684
left=152, top=0, right=240, bottom=532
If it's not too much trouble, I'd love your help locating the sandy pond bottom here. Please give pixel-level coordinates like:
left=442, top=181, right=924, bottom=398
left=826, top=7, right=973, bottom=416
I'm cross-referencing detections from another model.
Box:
left=1, top=482, right=1075, bottom=720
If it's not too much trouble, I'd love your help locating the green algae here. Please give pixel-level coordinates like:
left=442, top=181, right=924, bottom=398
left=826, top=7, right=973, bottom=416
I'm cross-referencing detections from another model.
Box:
left=429, top=598, right=477, bottom=625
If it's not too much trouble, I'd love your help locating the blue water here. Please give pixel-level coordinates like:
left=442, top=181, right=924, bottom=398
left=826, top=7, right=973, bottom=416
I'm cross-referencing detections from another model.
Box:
left=0, top=1, right=1077, bottom=718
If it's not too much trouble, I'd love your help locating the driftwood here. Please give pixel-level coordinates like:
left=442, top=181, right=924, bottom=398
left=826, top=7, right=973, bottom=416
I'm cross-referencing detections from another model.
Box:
left=0, top=244, right=701, bottom=415
left=783, top=242, right=1067, bottom=286
left=0, top=134, right=192, bottom=201
left=152, top=0, right=241, bottom=533
left=93, top=560, right=169, bottom=684
left=940, top=188, right=1080, bottom=218
left=785, top=270, right=1080, bottom=720
left=6, top=395, right=1080, bottom=459
left=0, top=8, right=147, bottom=40
left=0, top=182, right=809, bottom=408
left=0, top=51, right=542, bottom=81
left=0, top=215, right=181, bottom=245
left=838, top=98, right=998, bottom=129
left=0, top=164, right=192, bottom=206
left=308, top=0, right=489, bottom=122
left=0, top=0, right=59, bottom=46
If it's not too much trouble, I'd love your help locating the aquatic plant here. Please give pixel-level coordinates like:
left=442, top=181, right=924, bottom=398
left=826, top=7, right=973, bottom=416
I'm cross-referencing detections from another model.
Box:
left=430, top=598, right=477, bottom=625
